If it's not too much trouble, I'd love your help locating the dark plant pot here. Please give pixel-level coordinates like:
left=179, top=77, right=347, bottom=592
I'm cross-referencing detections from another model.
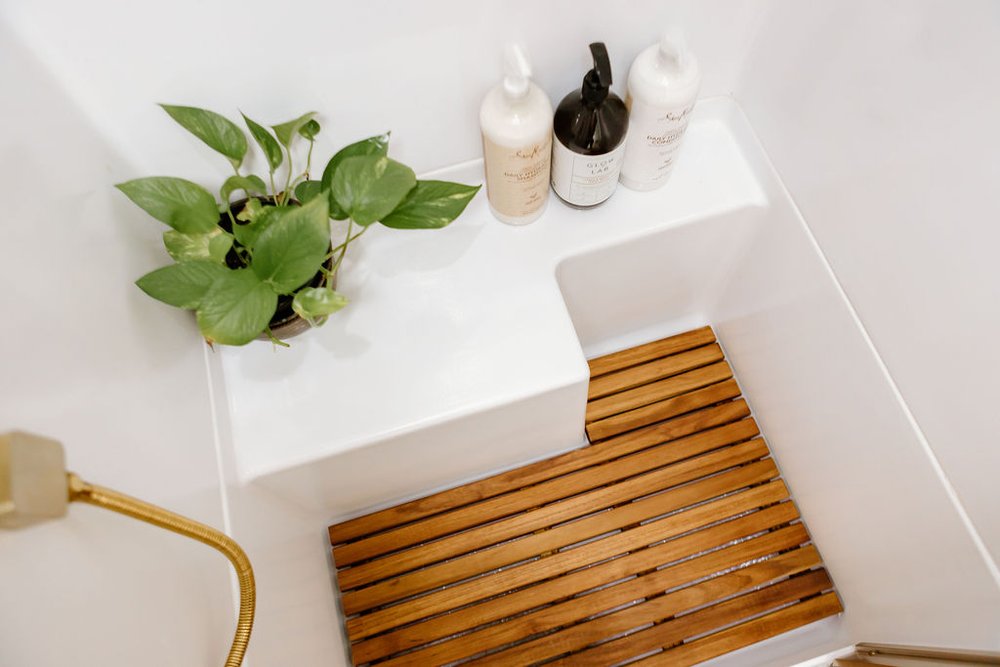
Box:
left=263, top=260, right=336, bottom=340
left=221, top=197, right=335, bottom=342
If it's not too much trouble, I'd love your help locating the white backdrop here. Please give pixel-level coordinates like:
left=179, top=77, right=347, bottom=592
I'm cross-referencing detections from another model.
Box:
left=2, top=0, right=998, bottom=664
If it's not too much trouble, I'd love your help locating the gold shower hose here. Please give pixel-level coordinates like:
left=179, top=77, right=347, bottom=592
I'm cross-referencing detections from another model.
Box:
left=67, top=472, right=255, bottom=667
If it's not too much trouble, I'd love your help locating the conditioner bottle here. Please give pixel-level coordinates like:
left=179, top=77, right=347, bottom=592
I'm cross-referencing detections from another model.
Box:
left=480, top=45, right=553, bottom=225
left=551, top=42, right=628, bottom=208
left=620, top=31, right=701, bottom=191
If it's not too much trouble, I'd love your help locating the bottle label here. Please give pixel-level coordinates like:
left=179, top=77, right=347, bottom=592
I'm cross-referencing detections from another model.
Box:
left=550, top=139, right=626, bottom=207
left=620, top=97, right=693, bottom=187
left=482, top=134, right=552, bottom=219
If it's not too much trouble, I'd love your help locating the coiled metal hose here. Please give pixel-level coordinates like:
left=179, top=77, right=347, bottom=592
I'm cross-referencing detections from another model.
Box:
left=67, top=473, right=255, bottom=667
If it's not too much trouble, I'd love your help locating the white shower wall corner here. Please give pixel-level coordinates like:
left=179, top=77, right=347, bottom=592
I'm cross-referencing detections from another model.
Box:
left=1, top=1, right=998, bottom=666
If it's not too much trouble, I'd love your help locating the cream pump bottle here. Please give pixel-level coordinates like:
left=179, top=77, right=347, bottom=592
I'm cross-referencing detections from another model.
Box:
left=480, top=45, right=553, bottom=225
left=620, top=32, right=701, bottom=191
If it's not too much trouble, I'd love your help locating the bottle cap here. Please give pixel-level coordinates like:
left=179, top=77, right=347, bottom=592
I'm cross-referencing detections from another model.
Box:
left=502, top=44, right=531, bottom=99
left=657, top=29, right=689, bottom=73
left=582, top=42, right=612, bottom=107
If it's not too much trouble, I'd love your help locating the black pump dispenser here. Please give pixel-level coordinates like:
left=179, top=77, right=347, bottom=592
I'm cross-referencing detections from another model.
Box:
left=582, top=42, right=612, bottom=107
left=551, top=42, right=629, bottom=208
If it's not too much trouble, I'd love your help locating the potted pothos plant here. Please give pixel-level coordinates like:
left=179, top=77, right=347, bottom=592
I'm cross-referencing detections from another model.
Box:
left=116, top=105, right=480, bottom=346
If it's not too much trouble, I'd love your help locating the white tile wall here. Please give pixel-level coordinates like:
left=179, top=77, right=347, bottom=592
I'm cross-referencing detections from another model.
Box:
left=736, top=0, right=1000, bottom=572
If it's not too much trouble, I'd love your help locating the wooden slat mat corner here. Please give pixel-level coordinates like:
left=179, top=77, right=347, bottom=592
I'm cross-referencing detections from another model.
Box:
left=329, top=325, right=842, bottom=666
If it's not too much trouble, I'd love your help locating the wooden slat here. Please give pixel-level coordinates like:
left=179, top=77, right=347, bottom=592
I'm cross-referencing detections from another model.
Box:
left=587, top=378, right=741, bottom=442
left=387, top=528, right=814, bottom=667
left=351, top=502, right=803, bottom=664
left=555, top=570, right=835, bottom=666
left=469, top=543, right=823, bottom=666
left=340, top=443, right=771, bottom=597
left=337, top=417, right=759, bottom=590
left=334, top=403, right=752, bottom=568
left=346, top=480, right=791, bottom=641
left=330, top=401, right=751, bottom=547
left=589, top=342, right=724, bottom=400
left=330, top=327, right=842, bottom=666
left=595, top=399, right=752, bottom=456
left=337, top=417, right=758, bottom=589
left=630, top=592, right=844, bottom=666
left=586, top=361, right=733, bottom=423
left=342, top=455, right=778, bottom=614
left=588, top=326, right=716, bottom=378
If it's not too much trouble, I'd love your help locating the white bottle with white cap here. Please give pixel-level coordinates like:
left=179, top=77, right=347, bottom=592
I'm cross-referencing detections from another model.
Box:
left=480, top=45, right=553, bottom=225
left=620, top=31, right=701, bottom=191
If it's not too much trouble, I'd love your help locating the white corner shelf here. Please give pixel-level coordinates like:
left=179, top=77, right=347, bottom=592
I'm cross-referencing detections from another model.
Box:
left=212, top=97, right=767, bottom=511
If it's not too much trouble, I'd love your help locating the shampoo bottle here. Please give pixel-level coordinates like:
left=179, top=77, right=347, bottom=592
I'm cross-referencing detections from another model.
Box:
left=480, top=45, right=553, bottom=225
left=620, top=31, right=701, bottom=191
left=551, top=42, right=629, bottom=208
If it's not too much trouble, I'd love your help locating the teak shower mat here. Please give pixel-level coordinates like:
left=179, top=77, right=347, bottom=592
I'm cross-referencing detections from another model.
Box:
left=329, top=326, right=842, bottom=665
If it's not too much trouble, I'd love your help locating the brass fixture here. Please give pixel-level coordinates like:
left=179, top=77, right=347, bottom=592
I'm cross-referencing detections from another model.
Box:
left=832, top=642, right=1000, bottom=665
left=1, top=431, right=255, bottom=667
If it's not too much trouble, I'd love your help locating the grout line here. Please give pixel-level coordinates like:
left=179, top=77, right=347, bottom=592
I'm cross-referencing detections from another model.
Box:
left=202, top=345, right=234, bottom=536
left=201, top=343, right=246, bottom=662
left=727, top=98, right=1000, bottom=590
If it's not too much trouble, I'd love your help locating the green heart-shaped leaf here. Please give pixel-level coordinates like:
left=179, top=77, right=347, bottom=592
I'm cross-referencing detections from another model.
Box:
left=299, top=119, right=321, bottom=141
left=163, top=228, right=232, bottom=263
left=294, top=180, right=324, bottom=204
left=252, top=196, right=330, bottom=292
left=321, top=133, right=390, bottom=219
left=208, top=232, right=234, bottom=263
left=135, top=260, right=227, bottom=309
left=271, top=112, right=317, bottom=148
left=236, top=198, right=263, bottom=222
left=196, top=269, right=277, bottom=345
left=292, top=287, right=347, bottom=326
left=242, top=113, right=283, bottom=173
left=330, top=155, right=415, bottom=226
left=220, top=175, right=268, bottom=203
left=379, top=180, right=481, bottom=229
left=116, top=177, right=219, bottom=233
left=160, top=104, right=247, bottom=168
left=232, top=205, right=283, bottom=249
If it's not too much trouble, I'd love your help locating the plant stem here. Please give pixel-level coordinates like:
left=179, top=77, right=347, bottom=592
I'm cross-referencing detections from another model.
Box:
left=331, top=220, right=369, bottom=278
left=305, top=140, right=314, bottom=179
left=226, top=163, right=242, bottom=220
left=268, top=171, right=278, bottom=200
left=329, top=225, right=368, bottom=257
left=281, top=146, right=294, bottom=205
left=263, top=327, right=290, bottom=348
left=318, top=266, right=333, bottom=286
left=335, top=218, right=354, bottom=273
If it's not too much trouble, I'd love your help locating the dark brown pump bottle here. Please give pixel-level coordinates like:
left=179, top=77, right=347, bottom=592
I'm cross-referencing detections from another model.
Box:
left=550, top=42, right=629, bottom=209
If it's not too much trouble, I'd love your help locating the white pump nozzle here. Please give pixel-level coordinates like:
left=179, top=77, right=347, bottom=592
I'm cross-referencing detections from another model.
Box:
left=658, top=29, right=689, bottom=71
left=503, top=44, right=531, bottom=99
